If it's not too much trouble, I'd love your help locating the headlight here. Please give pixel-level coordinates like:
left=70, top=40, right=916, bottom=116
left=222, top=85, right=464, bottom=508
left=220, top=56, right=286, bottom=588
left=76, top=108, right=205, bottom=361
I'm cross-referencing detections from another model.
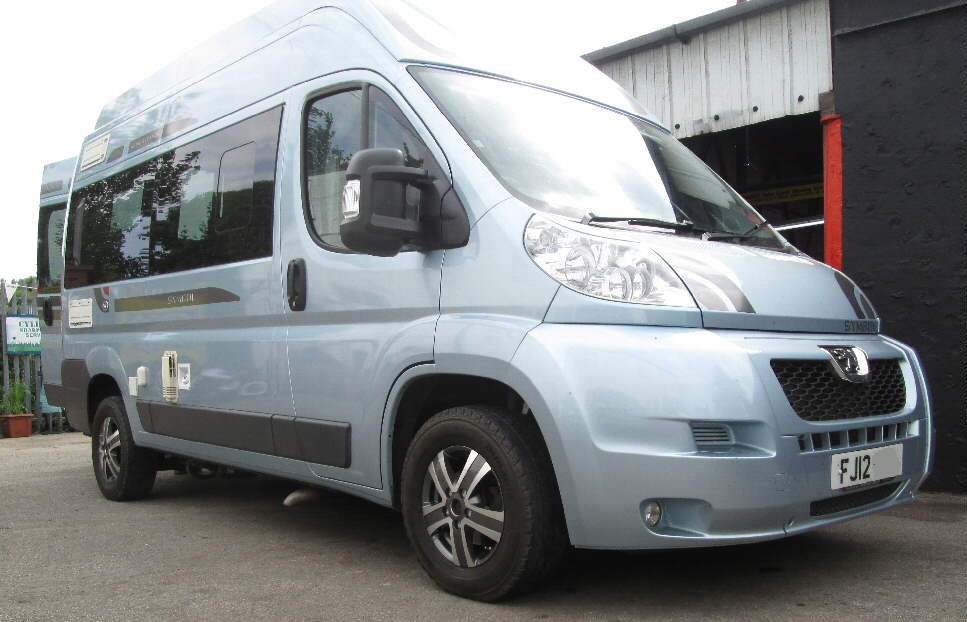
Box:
left=524, top=214, right=695, bottom=307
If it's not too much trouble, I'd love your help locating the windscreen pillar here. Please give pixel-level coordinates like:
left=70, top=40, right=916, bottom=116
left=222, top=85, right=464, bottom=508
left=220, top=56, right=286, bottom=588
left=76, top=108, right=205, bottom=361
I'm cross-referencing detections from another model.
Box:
left=821, top=113, right=844, bottom=270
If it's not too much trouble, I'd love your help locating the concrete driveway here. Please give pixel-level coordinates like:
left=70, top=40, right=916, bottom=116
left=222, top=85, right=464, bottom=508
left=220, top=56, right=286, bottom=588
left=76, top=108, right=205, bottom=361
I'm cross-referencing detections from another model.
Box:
left=1, top=433, right=963, bottom=621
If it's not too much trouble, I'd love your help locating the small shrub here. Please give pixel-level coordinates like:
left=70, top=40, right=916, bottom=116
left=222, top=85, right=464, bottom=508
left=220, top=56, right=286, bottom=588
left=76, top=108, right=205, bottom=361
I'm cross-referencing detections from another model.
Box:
left=0, top=381, right=31, bottom=415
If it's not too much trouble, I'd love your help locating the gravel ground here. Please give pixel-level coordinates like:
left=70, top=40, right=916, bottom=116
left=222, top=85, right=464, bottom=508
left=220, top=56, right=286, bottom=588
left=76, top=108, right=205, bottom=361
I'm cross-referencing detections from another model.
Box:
left=1, top=432, right=964, bottom=621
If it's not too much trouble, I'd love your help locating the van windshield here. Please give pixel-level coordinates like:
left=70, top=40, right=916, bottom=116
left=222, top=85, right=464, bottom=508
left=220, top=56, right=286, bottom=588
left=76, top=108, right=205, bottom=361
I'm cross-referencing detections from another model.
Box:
left=411, top=66, right=783, bottom=248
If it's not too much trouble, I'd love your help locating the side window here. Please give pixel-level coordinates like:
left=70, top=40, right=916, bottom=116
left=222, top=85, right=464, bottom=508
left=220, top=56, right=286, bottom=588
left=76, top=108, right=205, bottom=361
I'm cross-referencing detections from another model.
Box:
left=215, top=142, right=256, bottom=233
left=153, top=107, right=280, bottom=274
left=64, top=105, right=282, bottom=288
left=150, top=147, right=219, bottom=274
left=110, top=181, right=152, bottom=277
left=304, top=89, right=362, bottom=249
left=303, top=86, right=444, bottom=251
left=65, top=164, right=155, bottom=287
left=36, top=204, right=66, bottom=293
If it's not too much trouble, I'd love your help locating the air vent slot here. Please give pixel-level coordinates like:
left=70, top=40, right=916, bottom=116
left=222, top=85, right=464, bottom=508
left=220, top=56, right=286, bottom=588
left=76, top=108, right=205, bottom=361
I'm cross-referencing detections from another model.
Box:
left=691, top=423, right=733, bottom=446
left=810, top=482, right=901, bottom=516
left=797, top=420, right=918, bottom=453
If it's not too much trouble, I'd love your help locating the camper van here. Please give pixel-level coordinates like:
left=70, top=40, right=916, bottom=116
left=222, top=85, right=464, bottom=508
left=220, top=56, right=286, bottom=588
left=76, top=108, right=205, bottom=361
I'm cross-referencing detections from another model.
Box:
left=37, top=157, right=75, bottom=383
left=40, top=0, right=933, bottom=601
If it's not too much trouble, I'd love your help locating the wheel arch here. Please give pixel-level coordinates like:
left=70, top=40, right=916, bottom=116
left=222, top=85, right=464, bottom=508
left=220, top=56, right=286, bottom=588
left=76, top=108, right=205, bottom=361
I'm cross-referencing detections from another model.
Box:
left=73, top=346, right=130, bottom=434
left=381, top=363, right=575, bottom=532
left=87, top=374, right=123, bottom=431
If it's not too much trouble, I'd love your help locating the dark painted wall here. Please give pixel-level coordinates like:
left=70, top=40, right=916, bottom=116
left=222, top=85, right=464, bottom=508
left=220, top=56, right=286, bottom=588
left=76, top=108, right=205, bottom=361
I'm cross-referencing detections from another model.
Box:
left=831, top=0, right=966, bottom=491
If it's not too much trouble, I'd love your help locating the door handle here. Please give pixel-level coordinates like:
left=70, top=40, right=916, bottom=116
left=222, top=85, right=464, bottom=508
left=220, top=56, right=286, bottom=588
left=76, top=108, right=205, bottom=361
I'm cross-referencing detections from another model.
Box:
left=286, top=259, right=307, bottom=311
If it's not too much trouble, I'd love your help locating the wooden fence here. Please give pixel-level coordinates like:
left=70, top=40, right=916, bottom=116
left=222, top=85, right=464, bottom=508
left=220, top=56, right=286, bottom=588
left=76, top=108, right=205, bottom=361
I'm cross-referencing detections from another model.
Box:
left=0, top=279, right=43, bottom=420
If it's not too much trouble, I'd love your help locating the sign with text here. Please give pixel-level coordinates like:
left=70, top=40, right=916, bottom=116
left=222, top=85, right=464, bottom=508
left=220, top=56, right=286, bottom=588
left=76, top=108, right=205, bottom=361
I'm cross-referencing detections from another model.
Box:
left=5, top=315, right=41, bottom=354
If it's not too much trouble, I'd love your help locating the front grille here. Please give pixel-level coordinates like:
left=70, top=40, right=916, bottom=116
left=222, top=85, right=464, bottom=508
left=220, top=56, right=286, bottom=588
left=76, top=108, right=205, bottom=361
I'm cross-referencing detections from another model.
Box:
left=797, top=420, right=917, bottom=453
left=771, top=358, right=906, bottom=422
left=809, top=482, right=901, bottom=517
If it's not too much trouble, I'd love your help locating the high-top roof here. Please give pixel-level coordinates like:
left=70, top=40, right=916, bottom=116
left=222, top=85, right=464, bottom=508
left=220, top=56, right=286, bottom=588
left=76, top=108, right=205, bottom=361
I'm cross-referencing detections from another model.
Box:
left=94, top=0, right=655, bottom=134
left=39, top=157, right=76, bottom=200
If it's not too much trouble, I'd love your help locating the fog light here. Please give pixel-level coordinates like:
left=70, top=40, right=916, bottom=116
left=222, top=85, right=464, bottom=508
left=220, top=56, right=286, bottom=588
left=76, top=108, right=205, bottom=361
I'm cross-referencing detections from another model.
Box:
left=643, top=501, right=663, bottom=527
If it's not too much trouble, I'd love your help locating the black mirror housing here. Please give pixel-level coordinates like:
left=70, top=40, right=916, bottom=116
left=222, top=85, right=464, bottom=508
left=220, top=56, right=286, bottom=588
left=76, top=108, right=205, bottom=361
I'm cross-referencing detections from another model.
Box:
left=340, top=148, right=437, bottom=256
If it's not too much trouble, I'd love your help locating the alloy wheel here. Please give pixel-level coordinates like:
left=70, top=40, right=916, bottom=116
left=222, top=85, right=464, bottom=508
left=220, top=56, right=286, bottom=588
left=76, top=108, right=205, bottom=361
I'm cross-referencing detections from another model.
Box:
left=421, top=445, right=504, bottom=568
left=98, top=416, right=122, bottom=483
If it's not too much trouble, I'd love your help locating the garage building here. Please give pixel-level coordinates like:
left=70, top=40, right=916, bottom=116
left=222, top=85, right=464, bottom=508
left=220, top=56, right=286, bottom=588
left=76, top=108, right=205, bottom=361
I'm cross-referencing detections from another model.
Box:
left=586, top=0, right=965, bottom=491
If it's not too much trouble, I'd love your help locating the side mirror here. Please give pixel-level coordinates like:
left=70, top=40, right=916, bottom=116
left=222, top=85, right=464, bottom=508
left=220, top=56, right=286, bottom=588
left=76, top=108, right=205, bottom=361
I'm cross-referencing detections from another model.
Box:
left=340, top=148, right=438, bottom=257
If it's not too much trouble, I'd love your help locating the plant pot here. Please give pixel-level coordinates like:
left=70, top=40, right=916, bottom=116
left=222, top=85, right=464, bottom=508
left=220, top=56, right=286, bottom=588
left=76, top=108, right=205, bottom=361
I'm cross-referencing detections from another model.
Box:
left=0, top=414, right=33, bottom=438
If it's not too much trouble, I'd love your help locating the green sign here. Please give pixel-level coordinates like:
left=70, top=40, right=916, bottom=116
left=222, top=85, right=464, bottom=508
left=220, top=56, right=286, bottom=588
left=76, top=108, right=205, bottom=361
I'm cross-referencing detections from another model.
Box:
left=5, top=315, right=41, bottom=354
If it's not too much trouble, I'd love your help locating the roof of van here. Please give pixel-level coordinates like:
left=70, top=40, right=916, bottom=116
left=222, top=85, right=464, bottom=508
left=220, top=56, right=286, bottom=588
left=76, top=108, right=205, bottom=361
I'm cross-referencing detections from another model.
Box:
left=94, top=0, right=657, bottom=132
left=39, top=157, right=76, bottom=200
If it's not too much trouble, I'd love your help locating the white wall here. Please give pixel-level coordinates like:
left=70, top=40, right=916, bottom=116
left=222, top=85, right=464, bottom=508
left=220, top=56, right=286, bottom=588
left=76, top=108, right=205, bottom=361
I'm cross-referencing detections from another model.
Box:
left=594, top=0, right=831, bottom=137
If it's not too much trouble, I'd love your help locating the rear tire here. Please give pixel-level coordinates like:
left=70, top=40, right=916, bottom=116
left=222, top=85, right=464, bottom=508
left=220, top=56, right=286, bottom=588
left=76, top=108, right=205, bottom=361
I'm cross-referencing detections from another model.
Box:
left=401, top=405, right=568, bottom=601
left=91, top=396, right=157, bottom=501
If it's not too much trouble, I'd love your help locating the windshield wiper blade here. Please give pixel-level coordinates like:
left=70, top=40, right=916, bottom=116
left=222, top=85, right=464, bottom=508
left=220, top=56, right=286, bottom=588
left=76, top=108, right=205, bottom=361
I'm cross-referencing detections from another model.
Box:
left=702, top=220, right=769, bottom=241
left=581, top=213, right=696, bottom=231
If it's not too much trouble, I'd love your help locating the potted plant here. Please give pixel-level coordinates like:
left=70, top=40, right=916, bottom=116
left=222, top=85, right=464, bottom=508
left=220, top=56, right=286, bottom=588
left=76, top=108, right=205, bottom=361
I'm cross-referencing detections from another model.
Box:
left=0, top=381, right=33, bottom=438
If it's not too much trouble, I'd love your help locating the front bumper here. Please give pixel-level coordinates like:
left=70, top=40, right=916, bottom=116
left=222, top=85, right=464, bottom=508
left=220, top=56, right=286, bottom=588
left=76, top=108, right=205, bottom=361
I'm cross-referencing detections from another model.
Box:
left=510, top=325, right=933, bottom=549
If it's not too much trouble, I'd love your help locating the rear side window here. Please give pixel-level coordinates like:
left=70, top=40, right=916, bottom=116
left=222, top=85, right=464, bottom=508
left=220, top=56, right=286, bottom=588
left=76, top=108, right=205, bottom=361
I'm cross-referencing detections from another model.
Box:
left=303, top=85, right=444, bottom=251
left=65, top=106, right=282, bottom=287
left=37, top=203, right=66, bottom=293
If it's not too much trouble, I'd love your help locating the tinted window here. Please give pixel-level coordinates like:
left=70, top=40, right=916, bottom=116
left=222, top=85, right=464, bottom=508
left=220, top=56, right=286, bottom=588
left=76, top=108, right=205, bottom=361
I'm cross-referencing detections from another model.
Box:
left=37, top=203, right=66, bottom=293
left=110, top=183, right=151, bottom=276
left=303, top=86, right=444, bottom=250
left=65, top=164, right=155, bottom=287
left=65, top=106, right=282, bottom=287
left=215, top=142, right=256, bottom=233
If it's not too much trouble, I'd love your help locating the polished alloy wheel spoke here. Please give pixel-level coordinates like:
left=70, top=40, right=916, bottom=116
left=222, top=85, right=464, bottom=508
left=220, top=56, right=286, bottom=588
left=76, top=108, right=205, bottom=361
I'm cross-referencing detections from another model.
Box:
left=464, top=504, right=504, bottom=543
left=99, top=419, right=120, bottom=482
left=428, top=453, right=453, bottom=497
left=450, top=521, right=473, bottom=568
left=454, top=450, right=491, bottom=499
left=105, top=450, right=121, bottom=480
left=423, top=500, right=448, bottom=535
left=105, top=430, right=121, bottom=453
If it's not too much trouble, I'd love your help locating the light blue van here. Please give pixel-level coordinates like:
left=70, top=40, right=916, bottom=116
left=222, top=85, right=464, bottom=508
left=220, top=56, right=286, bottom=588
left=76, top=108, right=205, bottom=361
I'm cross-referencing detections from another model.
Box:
left=37, top=157, right=75, bottom=377
left=39, top=0, right=933, bottom=601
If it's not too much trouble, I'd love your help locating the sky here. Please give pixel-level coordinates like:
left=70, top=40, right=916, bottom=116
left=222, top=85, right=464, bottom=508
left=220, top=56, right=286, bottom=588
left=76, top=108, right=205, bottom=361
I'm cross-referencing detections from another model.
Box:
left=0, top=0, right=730, bottom=280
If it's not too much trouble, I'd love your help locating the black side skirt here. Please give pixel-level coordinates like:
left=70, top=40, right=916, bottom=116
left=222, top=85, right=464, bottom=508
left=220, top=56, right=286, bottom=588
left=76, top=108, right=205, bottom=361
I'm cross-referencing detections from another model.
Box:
left=138, top=401, right=351, bottom=468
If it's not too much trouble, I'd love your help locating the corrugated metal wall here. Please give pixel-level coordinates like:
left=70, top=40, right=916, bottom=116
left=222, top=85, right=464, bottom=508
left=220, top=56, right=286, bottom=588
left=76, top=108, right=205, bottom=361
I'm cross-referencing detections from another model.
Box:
left=593, top=0, right=831, bottom=138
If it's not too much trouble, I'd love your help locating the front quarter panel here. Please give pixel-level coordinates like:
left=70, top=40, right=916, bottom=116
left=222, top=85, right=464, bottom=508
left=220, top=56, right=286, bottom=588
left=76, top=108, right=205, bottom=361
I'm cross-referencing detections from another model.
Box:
left=510, top=324, right=780, bottom=547
left=435, top=199, right=560, bottom=370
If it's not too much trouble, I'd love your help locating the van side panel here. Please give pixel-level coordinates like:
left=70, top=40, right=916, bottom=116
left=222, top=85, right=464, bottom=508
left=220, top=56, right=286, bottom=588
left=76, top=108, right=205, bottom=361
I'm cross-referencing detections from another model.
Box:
left=278, top=63, right=452, bottom=488
left=62, top=102, right=289, bottom=451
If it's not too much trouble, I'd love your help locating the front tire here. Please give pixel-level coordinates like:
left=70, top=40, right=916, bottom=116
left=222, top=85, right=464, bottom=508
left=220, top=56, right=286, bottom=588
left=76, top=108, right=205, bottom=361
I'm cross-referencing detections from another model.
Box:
left=91, top=396, right=157, bottom=501
left=401, top=405, right=567, bottom=601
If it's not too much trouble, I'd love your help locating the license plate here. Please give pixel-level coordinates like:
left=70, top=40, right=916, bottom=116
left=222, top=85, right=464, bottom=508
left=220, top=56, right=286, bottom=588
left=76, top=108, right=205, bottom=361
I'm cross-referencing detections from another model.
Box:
left=830, top=444, right=903, bottom=490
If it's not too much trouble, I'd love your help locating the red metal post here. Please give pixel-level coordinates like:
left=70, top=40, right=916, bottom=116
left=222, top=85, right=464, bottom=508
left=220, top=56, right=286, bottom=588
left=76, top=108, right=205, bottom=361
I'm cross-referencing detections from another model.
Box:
left=822, top=114, right=844, bottom=269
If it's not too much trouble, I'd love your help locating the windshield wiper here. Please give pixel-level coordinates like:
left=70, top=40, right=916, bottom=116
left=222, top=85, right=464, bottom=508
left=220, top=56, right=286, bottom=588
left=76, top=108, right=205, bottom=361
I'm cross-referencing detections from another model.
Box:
left=702, top=220, right=769, bottom=241
left=581, top=213, right=697, bottom=231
